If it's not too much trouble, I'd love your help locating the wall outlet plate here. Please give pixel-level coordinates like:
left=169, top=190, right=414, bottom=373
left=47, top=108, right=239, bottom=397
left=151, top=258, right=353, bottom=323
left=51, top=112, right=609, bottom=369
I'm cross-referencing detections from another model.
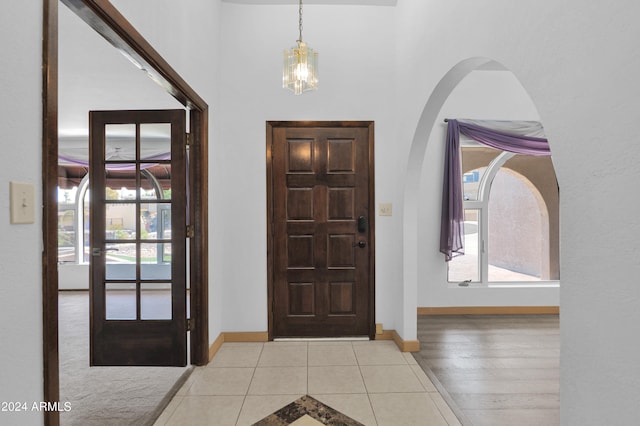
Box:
left=379, top=203, right=392, bottom=216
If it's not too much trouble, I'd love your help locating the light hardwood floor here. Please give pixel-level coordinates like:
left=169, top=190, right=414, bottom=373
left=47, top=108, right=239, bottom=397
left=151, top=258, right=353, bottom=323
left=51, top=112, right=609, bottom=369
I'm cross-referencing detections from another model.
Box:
left=413, top=314, right=560, bottom=426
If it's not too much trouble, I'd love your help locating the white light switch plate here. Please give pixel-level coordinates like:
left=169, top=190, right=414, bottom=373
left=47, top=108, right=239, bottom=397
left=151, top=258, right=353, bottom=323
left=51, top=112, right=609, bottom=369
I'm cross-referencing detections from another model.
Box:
left=10, top=181, right=35, bottom=224
left=379, top=203, right=392, bottom=216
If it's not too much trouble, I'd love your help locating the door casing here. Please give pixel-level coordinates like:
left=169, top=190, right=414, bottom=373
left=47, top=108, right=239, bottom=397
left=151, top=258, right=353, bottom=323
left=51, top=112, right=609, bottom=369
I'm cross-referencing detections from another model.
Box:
left=266, top=121, right=376, bottom=340
left=43, top=1, right=209, bottom=424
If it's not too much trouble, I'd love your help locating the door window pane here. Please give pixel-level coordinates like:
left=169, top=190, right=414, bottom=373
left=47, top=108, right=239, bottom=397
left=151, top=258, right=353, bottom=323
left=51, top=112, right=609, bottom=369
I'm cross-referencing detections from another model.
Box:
left=140, top=165, right=171, bottom=200
left=140, top=123, right=171, bottom=161
left=141, top=283, right=172, bottom=320
left=105, top=243, right=137, bottom=280
left=141, top=243, right=171, bottom=280
left=106, top=167, right=137, bottom=200
left=448, top=209, right=480, bottom=283
left=141, top=203, right=158, bottom=240
left=105, top=203, right=137, bottom=240
left=105, top=124, right=136, bottom=161
left=105, top=283, right=136, bottom=320
left=140, top=203, right=171, bottom=240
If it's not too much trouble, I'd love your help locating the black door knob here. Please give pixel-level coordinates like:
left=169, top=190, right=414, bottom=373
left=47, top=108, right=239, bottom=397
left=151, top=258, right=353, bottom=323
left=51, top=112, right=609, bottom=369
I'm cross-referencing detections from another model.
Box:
left=357, top=240, right=366, bottom=248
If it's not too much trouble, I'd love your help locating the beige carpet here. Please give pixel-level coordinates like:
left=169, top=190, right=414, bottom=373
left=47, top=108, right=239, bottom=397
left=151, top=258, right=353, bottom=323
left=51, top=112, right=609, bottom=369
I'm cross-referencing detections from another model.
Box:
left=59, top=291, right=190, bottom=426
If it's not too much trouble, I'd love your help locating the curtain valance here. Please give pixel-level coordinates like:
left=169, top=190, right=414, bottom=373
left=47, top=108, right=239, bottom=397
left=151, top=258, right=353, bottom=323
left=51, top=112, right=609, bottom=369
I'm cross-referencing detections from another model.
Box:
left=439, top=119, right=551, bottom=261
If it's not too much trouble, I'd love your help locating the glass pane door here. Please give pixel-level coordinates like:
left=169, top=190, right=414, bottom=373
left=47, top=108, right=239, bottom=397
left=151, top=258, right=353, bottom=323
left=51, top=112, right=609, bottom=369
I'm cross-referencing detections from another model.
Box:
left=90, top=109, right=186, bottom=366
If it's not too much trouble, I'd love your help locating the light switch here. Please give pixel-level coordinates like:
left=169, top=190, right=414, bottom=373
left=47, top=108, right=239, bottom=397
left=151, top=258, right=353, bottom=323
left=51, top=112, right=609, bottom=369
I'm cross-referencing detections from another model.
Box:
left=379, top=202, right=392, bottom=216
left=10, top=181, right=35, bottom=224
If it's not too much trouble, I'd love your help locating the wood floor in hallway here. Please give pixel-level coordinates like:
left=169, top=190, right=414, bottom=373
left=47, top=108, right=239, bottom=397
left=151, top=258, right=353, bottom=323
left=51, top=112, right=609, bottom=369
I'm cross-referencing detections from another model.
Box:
left=413, top=314, right=560, bottom=426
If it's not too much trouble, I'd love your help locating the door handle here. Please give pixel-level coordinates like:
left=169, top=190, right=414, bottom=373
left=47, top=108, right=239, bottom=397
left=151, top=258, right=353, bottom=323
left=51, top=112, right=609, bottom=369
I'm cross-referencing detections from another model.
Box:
left=356, top=240, right=366, bottom=248
left=91, top=247, right=118, bottom=256
left=358, top=215, right=367, bottom=233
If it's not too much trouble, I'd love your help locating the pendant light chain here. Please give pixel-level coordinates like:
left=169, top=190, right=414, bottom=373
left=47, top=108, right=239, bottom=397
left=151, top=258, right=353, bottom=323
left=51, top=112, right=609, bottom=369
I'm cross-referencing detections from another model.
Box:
left=298, top=0, right=303, bottom=43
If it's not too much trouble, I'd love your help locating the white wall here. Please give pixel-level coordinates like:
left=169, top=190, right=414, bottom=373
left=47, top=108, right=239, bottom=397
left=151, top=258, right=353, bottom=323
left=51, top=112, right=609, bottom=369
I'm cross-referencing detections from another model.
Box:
left=395, top=0, right=640, bottom=423
left=59, top=264, right=89, bottom=290
left=0, top=2, right=44, bottom=425
left=417, top=70, right=560, bottom=307
left=216, top=3, right=401, bottom=332
left=108, top=0, right=225, bottom=341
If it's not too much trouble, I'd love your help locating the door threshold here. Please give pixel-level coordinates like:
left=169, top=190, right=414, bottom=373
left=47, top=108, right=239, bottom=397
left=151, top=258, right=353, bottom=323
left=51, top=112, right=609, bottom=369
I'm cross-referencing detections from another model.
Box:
left=274, top=337, right=370, bottom=342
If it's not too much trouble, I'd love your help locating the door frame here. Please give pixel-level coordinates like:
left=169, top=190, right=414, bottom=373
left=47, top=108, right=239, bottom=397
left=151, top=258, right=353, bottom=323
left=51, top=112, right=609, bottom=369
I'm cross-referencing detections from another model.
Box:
left=43, top=1, right=209, bottom=424
left=266, top=121, right=376, bottom=341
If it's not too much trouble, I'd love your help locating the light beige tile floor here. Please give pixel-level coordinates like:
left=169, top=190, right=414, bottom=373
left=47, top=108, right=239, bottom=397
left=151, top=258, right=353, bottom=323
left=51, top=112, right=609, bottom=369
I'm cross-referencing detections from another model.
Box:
left=154, top=340, right=461, bottom=426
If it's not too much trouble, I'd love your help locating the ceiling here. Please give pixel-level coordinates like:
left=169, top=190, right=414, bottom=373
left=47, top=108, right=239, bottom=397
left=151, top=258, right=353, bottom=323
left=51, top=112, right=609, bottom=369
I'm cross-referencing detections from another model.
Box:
left=58, top=3, right=182, bottom=139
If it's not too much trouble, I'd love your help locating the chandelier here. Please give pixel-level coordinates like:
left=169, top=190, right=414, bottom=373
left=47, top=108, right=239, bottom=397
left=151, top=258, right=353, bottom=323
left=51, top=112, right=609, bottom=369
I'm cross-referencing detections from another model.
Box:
left=283, top=0, right=318, bottom=95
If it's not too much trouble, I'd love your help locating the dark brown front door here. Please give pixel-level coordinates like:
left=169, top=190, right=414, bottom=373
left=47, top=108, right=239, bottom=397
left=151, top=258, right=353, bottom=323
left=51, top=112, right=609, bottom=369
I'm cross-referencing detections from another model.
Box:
left=89, top=109, right=187, bottom=366
left=267, top=121, right=375, bottom=338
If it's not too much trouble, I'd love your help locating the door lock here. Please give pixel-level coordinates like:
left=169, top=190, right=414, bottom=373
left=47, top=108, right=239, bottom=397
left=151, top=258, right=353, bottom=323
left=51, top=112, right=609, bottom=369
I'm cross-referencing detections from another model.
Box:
left=355, top=240, right=366, bottom=248
left=358, top=215, right=367, bottom=233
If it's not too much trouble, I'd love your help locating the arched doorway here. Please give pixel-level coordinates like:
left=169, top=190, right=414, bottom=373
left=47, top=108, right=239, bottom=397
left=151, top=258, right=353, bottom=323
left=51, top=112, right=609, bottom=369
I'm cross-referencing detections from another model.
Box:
left=402, top=57, right=560, bottom=337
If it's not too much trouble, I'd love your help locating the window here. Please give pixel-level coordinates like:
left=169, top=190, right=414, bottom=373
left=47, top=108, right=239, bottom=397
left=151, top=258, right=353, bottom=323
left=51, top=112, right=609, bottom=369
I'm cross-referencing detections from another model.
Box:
left=57, top=173, right=90, bottom=263
left=447, top=209, right=480, bottom=283
left=448, top=145, right=559, bottom=284
left=57, top=166, right=172, bottom=265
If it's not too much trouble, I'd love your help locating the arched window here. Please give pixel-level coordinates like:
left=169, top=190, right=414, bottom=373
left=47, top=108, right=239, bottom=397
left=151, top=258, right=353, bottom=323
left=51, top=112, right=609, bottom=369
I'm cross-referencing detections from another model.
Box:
left=448, top=144, right=559, bottom=284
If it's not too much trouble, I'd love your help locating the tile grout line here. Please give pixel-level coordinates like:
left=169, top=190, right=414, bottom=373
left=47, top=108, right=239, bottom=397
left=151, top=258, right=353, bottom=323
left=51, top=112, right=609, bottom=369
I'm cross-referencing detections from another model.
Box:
left=234, top=342, right=264, bottom=426
left=306, top=342, right=309, bottom=396
left=354, top=341, right=380, bottom=426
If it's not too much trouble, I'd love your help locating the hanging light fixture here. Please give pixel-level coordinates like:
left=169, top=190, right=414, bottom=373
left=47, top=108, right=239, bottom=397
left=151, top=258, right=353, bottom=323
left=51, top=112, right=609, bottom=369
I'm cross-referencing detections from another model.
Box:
left=283, top=0, right=318, bottom=95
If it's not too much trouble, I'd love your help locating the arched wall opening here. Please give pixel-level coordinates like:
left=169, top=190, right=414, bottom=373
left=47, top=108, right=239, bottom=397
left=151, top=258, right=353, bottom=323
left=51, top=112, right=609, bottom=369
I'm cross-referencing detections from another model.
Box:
left=400, top=57, right=560, bottom=340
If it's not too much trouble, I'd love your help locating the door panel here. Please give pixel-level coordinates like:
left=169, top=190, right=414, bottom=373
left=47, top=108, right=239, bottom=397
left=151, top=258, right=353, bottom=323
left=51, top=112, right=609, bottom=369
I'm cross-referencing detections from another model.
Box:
left=268, top=122, right=374, bottom=338
left=90, top=109, right=187, bottom=366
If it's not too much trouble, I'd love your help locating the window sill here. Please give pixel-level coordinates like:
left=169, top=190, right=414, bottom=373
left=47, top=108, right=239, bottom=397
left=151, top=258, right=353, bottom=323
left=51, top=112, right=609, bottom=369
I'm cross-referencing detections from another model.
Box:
left=448, top=281, right=560, bottom=289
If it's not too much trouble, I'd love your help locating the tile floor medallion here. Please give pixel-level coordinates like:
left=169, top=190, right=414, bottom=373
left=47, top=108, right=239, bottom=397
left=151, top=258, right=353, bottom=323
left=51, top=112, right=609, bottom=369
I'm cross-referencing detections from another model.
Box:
left=252, top=395, right=364, bottom=426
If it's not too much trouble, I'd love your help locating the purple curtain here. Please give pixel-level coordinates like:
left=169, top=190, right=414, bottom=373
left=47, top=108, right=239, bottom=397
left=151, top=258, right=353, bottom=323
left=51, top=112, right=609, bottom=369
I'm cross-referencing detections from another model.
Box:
left=440, top=120, right=464, bottom=261
left=439, top=119, right=551, bottom=261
